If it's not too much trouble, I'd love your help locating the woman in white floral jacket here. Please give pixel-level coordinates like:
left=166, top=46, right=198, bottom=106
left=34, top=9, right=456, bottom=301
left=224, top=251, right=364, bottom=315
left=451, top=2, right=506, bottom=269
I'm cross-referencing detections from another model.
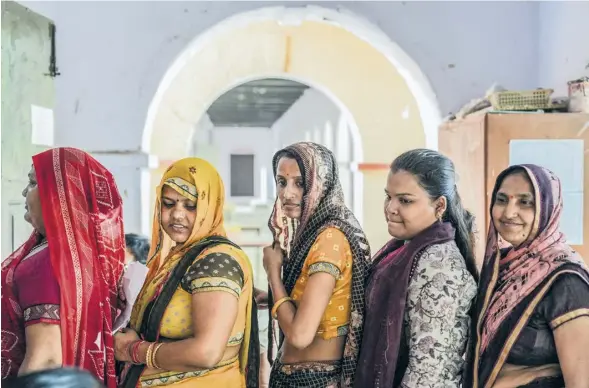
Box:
left=355, top=149, right=478, bottom=388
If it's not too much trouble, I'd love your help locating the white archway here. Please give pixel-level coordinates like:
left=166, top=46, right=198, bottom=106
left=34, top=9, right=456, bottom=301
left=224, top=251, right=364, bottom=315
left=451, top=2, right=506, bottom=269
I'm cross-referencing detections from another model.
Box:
left=185, top=73, right=365, bottom=225
left=140, top=5, right=442, bottom=250
left=142, top=5, right=441, bottom=153
left=184, top=73, right=364, bottom=160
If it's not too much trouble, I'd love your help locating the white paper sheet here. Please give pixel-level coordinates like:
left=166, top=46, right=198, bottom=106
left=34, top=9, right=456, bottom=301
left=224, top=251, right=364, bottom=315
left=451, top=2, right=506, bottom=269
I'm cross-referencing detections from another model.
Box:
left=30, top=105, right=54, bottom=146
left=113, top=261, right=149, bottom=334
left=509, top=139, right=584, bottom=244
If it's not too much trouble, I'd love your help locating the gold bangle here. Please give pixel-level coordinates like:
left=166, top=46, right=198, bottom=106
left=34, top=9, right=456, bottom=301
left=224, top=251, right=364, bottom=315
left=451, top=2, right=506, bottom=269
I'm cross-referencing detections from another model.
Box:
left=151, top=342, right=165, bottom=369
left=145, top=342, right=156, bottom=368
left=271, top=296, right=293, bottom=320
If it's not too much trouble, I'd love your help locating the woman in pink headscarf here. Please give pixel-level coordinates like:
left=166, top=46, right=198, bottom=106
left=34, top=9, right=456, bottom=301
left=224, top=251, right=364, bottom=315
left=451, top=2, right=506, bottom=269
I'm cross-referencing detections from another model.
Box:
left=465, top=164, right=589, bottom=388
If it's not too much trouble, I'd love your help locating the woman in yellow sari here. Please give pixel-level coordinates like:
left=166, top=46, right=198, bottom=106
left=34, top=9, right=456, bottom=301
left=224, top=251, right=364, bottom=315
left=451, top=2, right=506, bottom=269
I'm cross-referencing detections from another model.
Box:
left=114, top=158, right=259, bottom=387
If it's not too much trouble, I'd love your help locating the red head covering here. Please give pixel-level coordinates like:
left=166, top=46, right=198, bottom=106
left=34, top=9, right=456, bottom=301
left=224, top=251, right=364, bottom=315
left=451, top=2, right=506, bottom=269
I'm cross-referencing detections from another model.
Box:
left=1, top=148, right=125, bottom=387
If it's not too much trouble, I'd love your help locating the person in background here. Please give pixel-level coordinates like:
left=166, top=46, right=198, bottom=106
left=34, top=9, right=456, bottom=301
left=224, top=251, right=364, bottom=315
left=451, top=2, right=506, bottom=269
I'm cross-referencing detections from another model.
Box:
left=4, top=367, right=104, bottom=388
left=263, top=142, right=371, bottom=387
left=124, top=233, right=150, bottom=265
left=464, top=164, right=589, bottom=388
left=355, top=149, right=478, bottom=388
left=1, top=148, right=126, bottom=388
left=114, top=158, right=259, bottom=387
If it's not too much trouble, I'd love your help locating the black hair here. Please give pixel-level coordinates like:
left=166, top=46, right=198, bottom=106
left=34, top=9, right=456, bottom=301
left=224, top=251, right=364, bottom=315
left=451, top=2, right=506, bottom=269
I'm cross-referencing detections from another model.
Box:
left=391, top=148, right=479, bottom=281
left=4, top=367, right=104, bottom=388
left=124, top=233, right=150, bottom=265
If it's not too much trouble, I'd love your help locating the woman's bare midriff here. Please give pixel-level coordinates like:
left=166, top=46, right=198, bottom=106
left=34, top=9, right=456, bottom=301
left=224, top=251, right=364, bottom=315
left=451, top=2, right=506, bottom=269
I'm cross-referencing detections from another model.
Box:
left=280, top=335, right=345, bottom=364
left=142, top=341, right=241, bottom=376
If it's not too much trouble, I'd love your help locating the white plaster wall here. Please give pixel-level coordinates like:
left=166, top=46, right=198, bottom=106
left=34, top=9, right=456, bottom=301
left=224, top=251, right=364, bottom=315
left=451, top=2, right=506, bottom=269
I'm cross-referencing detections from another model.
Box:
left=538, top=2, right=589, bottom=96
left=188, top=113, right=214, bottom=156
left=18, top=0, right=541, bottom=153
left=273, top=88, right=341, bottom=150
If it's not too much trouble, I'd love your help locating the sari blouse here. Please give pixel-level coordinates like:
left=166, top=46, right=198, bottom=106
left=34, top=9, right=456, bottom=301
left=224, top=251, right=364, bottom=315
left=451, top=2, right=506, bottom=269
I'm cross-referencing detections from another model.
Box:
left=507, top=273, right=589, bottom=366
left=290, top=227, right=353, bottom=340
left=3, top=148, right=126, bottom=387
left=1, top=242, right=60, bottom=377
left=14, top=242, right=60, bottom=327
left=139, top=244, right=252, bottom=387
left=159, top=249, right=247, bottom=344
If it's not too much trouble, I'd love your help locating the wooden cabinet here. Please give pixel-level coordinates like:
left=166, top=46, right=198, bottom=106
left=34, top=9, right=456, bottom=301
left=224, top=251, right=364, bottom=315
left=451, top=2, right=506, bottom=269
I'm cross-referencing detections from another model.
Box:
left=439, top=113, right=589, bottom=266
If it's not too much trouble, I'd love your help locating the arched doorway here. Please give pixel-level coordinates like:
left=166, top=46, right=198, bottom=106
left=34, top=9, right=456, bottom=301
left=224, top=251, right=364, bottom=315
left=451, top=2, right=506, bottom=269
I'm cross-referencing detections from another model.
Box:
left=141, top=5, right=441, bottom=250
left=183, top=73, right=364, bottom=221
left=188, top=75, right=363, bottom=287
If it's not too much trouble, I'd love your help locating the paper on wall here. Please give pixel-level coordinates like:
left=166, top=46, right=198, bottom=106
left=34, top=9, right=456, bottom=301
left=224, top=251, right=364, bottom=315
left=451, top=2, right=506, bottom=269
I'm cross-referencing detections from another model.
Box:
left=509, top=139, right=584, bottom=244
left=31, top=105, right=54, bottom=147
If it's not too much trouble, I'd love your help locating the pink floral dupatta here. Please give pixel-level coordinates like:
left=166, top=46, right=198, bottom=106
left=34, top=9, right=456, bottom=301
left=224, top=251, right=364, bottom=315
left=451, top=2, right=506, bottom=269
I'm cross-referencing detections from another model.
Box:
left=465, top=164, right=589, bottom=388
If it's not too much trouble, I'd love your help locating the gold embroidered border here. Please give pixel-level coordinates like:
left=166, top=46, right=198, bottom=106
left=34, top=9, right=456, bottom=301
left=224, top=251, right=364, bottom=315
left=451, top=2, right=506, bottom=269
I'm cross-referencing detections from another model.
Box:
left=316, top=323, right=350, bottom=340
left=23, top=304, right=60, bottom=322
left=140, top=355, right=238, bottom=387
left=308, top=262, right=341, bottom=279
left=164, top=177, right=197, bottom=201
left=53, top=148, right=83, bottom=352
left=484, top=270, right=580, bottom=388
left=227, top=331, right=244, bottom=346
left=280, top=360, right=340, bottom=375
left=550, top=308, right=589, bottom=330
left=472, top=249, right=501, bottom=388
left=189, top=277, right=241, bottom=299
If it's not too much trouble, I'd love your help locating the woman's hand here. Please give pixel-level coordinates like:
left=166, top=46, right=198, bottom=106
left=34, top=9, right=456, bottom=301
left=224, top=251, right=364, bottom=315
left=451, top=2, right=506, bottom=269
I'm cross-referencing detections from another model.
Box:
left=263, top=243, right=284, bottom=276
left=113, top=328, right=140, bottom=362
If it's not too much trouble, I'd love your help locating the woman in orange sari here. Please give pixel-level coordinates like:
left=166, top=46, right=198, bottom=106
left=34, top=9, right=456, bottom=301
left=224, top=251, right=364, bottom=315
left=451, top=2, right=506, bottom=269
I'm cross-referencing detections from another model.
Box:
left=1, top=147, right=126, bottom=387
left=114, top=158, right=259, bottom=387
left=263, top=142, right=371, bottom=387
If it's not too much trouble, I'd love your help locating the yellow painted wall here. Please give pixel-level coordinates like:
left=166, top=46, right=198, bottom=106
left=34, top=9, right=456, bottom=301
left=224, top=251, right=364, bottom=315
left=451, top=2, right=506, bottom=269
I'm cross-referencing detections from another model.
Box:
left=149, top=20, right=426, bottom=252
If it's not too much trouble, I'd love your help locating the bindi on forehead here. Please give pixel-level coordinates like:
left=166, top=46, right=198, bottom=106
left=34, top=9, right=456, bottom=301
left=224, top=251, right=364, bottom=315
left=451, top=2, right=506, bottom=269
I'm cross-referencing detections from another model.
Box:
left=280, top=173, right=300, bottom=178
left=498, top=191, right=533, bottom=200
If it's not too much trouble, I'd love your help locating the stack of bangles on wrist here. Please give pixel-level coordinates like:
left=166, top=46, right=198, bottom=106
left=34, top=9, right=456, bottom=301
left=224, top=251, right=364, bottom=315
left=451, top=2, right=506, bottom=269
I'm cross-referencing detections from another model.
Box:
left=127, top=340, right=165, bottom=369
left=271, top=296, right=294, bottom=320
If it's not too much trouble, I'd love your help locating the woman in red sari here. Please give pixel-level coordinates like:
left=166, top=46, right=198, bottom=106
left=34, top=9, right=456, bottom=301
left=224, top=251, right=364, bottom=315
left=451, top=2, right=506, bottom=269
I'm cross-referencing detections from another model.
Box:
left=1, top=147, right=126, bottom=387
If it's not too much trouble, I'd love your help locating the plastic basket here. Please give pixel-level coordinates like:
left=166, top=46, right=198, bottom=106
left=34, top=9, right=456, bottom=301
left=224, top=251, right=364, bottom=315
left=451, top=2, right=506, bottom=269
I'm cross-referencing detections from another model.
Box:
left=489, top=89, right=553, bottom=111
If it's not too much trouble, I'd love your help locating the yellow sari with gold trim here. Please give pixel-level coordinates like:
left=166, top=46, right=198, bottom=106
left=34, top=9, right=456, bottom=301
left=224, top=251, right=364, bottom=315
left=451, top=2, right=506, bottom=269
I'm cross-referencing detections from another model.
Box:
left=126, top=158, right=255, bottom=387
